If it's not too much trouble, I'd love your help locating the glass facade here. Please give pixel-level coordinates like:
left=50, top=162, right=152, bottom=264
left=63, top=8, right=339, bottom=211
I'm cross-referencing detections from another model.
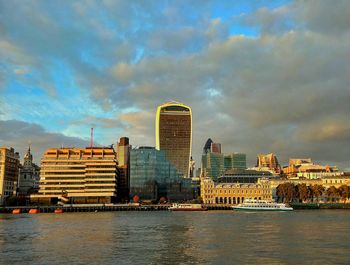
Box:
left=201, top=152, right=225, bottom=179
left=130, top=147, right=193, bottom=201
left=156, top=102, right=192, bottom=178
left=224, top=153, right=247, bottom=170
left=202, top=151, right=247, bottom=179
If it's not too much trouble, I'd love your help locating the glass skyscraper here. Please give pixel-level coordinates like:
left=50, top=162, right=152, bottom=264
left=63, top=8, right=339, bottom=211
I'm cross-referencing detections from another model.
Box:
left=155, top=101, right=192, bottom=178
left=130, top=147, right=193, bottom=201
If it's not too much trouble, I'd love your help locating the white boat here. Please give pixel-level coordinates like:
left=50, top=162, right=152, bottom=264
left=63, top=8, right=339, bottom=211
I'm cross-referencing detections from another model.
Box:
left=232, top=198, right=293, bottom=211
left=169, top=203, right=207, bottom=211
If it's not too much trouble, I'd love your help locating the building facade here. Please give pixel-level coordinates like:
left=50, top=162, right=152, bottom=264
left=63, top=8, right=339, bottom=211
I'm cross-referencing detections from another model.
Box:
left=130, top=147, right=193, bottom=201
left=224, top=153, right=247, bottom=171
left=31, top=147, right=118, bottom=204
left=156, top=101, right=192, bottom=178
left=201, top=177, right=272, bottom=205
left=256, top=153, right=281, bottom=174
left=282, top=158, right=340, bottom=179
left=117, top=137, right=131, bottom=202
left=201, top=139, right=247, bottom=179
left=201, top=152, right=224, bottom=179
left=0, top=147, right=20, bottom=205
left=18, top=146, right=40, bottom=196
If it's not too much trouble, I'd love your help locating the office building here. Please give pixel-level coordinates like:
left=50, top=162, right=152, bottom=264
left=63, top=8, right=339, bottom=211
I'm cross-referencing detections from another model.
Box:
left=201, top=139, right=247, bottom=179
left=224, top=153, right=247, bottom=171
left=201, top=152, right=224, bottom=179
left=117, top=137, right=131, bottom=201
left=156, top=101, right=192, bottom=177
left=31, top=147, right=118, bottom=204
left=0, top=147, right=20, bottom=205
left=130, top=147, right=193, bottom=201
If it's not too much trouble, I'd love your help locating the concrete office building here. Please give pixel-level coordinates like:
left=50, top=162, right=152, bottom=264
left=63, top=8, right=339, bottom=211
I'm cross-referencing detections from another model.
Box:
left=0, top=147, right=20, bottom=205
left=31, top=147, right=118, bottom=204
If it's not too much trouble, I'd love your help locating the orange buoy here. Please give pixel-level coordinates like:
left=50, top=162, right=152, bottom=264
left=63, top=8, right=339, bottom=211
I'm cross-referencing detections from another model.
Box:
left=12, top=209, right=21, bottom=214
left=54, top=208, right=64, bottom=214
left=29, top=208, right=40, bottom=214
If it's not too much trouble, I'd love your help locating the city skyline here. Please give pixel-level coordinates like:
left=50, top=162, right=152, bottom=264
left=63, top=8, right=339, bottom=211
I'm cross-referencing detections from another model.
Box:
left=1, top=1, right=350, bottom=169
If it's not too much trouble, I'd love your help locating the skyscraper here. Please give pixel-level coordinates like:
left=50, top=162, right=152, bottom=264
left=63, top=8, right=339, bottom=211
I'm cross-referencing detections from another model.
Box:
left=117, top=137, right=131, bottom=202
left=155, top=101, right=192, bottom=178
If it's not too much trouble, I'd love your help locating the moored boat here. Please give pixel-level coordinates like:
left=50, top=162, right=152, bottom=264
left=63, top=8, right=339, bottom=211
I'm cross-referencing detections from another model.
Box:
left=232, top=199, right=293, bottom=211
left=12, top=209, right=21, bottom=214
left=54, top=208, right=64, bottom=214
left=169, top=203, right=207, bottom=211
left=29, top=208, right=40, bottom=214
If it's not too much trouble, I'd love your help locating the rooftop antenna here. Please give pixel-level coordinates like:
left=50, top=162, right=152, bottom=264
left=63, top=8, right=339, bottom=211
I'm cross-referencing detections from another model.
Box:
left=90, top=127, right=94, bottom=148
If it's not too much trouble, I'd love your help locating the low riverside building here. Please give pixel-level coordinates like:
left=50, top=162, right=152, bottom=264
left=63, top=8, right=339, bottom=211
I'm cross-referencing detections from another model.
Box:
left=130, top=147, right=193, bottom=202
left=31, top=147, right=118, bottom=204
left=219, top=169, right=272, bottom=183
left=282, top=158, right=340, bottom=179
left=0, top=147, right=20, bottom=205
left=321, top=175, right=350, bottom=188
left=18, top=146, right=40, bottom=195
left=201, top=177, right=272, bottom=205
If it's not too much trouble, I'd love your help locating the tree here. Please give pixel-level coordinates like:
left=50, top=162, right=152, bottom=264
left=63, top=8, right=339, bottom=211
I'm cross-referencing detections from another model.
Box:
left=296, top=183, right=308, bottom=203
left=338, top=185, right=349, bottom=203
left=276, top=183, right=296, bottom=203
left=311, top=184, right=325, bottom=202
left=326, top=186, right=339, bottom=202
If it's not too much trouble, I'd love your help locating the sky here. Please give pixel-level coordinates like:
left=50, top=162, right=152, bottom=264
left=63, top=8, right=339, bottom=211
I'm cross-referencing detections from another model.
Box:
left=1, top=0, right=350, bottom=170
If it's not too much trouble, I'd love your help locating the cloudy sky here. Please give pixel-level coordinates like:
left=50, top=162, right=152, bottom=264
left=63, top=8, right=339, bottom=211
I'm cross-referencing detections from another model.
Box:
left=1, top=0, right=350, bottom=169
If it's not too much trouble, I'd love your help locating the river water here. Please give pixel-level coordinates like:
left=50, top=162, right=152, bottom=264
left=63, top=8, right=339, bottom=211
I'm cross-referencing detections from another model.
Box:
left=0, top=210, right=349, bottom=265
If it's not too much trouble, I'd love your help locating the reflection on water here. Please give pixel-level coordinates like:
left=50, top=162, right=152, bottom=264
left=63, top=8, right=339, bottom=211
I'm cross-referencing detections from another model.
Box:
left=1, top=210, right=350, bottom=264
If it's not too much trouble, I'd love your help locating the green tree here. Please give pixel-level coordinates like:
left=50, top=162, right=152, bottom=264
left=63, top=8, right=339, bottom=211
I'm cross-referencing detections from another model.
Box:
left=326, top=186, right=339, bottom=202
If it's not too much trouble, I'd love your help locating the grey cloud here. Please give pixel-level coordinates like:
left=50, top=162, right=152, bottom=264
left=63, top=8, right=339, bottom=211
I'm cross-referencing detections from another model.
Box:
left=0, top=120, right=89, bottom=164
left=1, top=1, right=350, bottom=170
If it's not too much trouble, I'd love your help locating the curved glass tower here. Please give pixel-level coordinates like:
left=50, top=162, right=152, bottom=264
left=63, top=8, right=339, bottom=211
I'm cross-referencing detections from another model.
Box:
left=156, top=101, right=192, bottom=178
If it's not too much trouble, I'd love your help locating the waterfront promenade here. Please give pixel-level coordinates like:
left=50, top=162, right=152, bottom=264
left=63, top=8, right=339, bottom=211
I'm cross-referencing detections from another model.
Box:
left=1, top=203, right=350, bottom=214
